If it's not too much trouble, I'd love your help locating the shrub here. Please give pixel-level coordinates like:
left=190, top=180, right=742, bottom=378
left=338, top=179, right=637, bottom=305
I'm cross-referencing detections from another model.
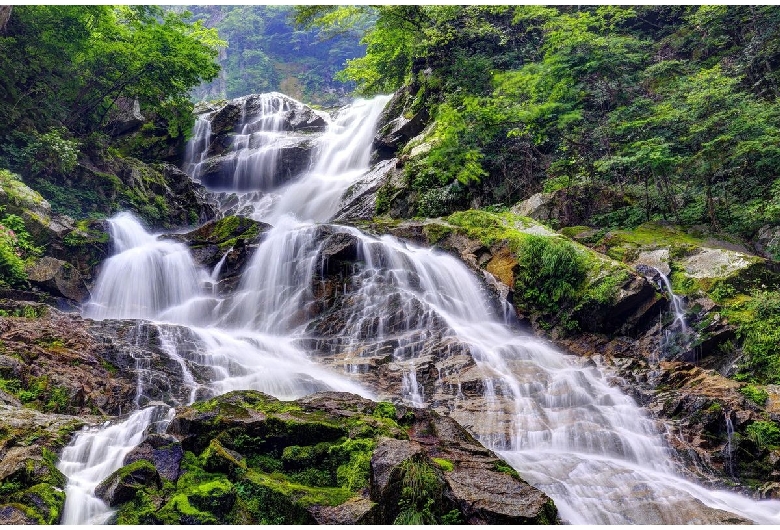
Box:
left=746, top=420, right=780, bottom=449
left=739, top=384, right=769, bottom=406
left=515, top=235, right=586, bottom=314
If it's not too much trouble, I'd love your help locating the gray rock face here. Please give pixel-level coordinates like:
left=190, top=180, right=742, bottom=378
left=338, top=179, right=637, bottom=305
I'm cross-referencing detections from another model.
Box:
left=123, top=433, right=184, bottom=482
left=26, top=256, right=89, bottom=303
left=108, top=97, right=145, bottom=136
left=755, top=224, right=780, bottom=260
left=187, top=93, right=327, bottom=191
left=373, top=86, right=429, bottom=157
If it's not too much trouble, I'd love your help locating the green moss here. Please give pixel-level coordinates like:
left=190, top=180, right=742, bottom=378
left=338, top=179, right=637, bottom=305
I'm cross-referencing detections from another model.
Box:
left=158, top=492, right=221, bottom=524
left=431, top=457, right=454, bottom=472
left=17, top=483, right=65, bottom=524
left=201, top=438, right=247, bottom=477
left=492, top=460, right=520, bottom=479
left=373, top=401, right=397, bottom=420
left=245, top=469, right=353, bottom=507
left=422, top=222, right=453, bottom=244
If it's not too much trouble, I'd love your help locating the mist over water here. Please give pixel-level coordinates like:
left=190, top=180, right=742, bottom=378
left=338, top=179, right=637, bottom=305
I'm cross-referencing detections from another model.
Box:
left=58, top=93, right=780, bottom=524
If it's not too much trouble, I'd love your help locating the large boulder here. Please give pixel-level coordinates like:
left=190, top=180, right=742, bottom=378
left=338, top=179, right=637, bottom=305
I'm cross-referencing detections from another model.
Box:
left=0, top=408, right=84, bottom=525
left=109, top=390, right=557, bottom=525
left=25, top=256, right=89, bottom=303
left=373, top=86, right=429, bottom=158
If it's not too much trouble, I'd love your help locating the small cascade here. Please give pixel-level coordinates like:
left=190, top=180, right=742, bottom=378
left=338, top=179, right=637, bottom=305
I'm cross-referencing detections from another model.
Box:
left=183, top=92, right=328, bottom=193
left=725, top=412, right=735, bottom=477
left=57, top=406, right=173, bottom=525
left=268, top=95, right=391, bottom=223
left=401, top=365, right=425, bottom=408
left=208, top=246, right=232, bottom=294
left=182, top=116, right=211, bottom=180
left=83, top=212, right=204, bottom=321
left=653, top=267, right=697, bottom=360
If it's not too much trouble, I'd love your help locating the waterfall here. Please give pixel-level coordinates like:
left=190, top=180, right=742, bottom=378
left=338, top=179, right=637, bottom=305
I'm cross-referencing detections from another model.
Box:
left=58, top=93, right=780, bottom=525
left=653, top=267, right=697, bottom=360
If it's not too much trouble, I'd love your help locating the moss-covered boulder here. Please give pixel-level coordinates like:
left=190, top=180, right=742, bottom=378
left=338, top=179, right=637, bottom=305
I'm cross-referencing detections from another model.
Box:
left=109, top=390, right=557, bottom=525
left=0, top=407, right=84, bottom=524
left=95, top=459, right=162, bottom=507
left=122, top=433, right=184, bottom=483
left=164, top=215, right=270, bottom=293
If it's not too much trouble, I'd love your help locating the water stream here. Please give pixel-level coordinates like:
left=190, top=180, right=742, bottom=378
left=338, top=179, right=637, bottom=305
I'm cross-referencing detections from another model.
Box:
left=57, top=93, right=780, bottom=524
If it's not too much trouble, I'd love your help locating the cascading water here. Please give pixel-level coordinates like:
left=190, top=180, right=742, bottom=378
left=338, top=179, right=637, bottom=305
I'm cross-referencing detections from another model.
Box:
left=653, top=267, right=697, bottom=361
left=58, top=92, right=780, bottom=525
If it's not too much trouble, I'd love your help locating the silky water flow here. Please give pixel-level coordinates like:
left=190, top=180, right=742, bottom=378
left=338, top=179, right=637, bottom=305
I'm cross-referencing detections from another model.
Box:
left=58, top=93, right=780, bottom=524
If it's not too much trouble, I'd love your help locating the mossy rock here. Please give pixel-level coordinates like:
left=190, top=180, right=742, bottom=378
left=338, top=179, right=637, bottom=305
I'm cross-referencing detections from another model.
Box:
left=111, top=391, right=556, bottom=525
left=201, top=438, right=247, bottom=478
left=95, top=459, right=162, bottom=507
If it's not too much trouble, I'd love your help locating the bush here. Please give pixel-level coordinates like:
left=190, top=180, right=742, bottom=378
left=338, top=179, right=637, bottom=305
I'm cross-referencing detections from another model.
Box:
left=737, top=290, right=780, bottom=384
left=0, top=209, right=41, bottom=287
left=739, top=384, right=769, bottom=406
left=746, top=420, right=780, bottom=450
left=515, top=235, right=587, bottom=314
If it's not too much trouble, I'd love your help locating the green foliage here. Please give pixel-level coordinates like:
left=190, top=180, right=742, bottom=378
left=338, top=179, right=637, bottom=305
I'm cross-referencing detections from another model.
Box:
left=303, top=6, right=780, bottom=240
left=582, top=269, right=630, bottom=306
left=24, top=129, right=80, bottom=176
left=393, top=458, right=440, bottom=525
left=0, top=206, right=42, bottom=288
left=746, top=421, right=780, bottom=449
left=0, top=5, right=223, bottom=173
left=740, top=384, right=769, bottom=406
left=736, top=290, right=780, bottom=384
left=515, top=235, right=587, bottom=314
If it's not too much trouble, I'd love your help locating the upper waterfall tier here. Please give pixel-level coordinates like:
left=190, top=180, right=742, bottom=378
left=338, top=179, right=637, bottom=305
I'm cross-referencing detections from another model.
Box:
left=183, top=92, right=391, bottom=223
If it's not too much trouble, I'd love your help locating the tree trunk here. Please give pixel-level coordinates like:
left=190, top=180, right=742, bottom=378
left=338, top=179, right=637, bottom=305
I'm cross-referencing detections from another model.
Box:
left=0, top=6, right=12, bottom=33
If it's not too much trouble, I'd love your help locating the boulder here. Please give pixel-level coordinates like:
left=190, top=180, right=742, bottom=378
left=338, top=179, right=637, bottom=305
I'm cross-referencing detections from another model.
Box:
left=373, top=85, right=429, bottom=158
left=26, top=256, right=89, bottom=303
left=108, top=97, right=145, bottom=136
left=96, top=460, right=162, bottom=506
left=754, top=224, right=780, bottom=261
left=112, top=390, right=556, bottom=525
left=123, top=433, right=184, bottom=482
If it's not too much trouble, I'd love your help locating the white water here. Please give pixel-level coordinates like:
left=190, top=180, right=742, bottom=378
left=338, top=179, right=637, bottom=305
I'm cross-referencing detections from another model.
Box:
left=656, top=267, right=688, bottom=332
left=58, top=92, right=780, bottom=525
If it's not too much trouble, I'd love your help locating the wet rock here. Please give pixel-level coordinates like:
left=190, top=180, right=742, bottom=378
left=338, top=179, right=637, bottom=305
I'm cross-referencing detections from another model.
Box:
left=197, top=142, right=315, bottom=191
left=333, top=159, right=399, bottom=222
left=0, top=300, right=208, bottom=414
left=123, top=433, right=184, bottom=482
left=165, top=215, right=270, bottom=293
left=0, top=505, right=39, bottom=525
left=373, top=86, right=428, bottom=158
left=115, top=391, right=556, bottom=525
left=96, top=460, right=162, bottom=507
left=0, top=408, right=81, bottom=525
